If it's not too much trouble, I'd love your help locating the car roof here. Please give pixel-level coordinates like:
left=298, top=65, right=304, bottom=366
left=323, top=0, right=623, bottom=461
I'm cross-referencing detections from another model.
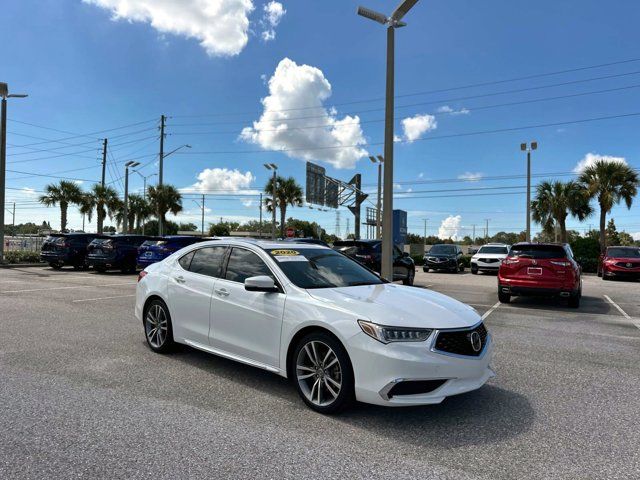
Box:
left=193, top=238, right=330, bottom=250
left=511, top=242, right=567, bottom=247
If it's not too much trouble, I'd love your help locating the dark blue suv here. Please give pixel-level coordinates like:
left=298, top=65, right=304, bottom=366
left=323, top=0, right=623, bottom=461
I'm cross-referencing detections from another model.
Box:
left=40, top=233, right=100, bottom=270
left=137, top=235, right=206, bottom=269
left=87, top=235, right=156, bottom=273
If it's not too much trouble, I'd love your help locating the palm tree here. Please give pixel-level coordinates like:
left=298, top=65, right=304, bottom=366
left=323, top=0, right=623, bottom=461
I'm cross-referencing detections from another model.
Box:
left=38, top=180, right=83, bottom=232
left=264, top=176, right=303, bottom=237
left=127, top=194, right=151, bottom=233
left=81, top=184, right=121, bottom=234
left=579, top=159, right=639, bottom=252
left=147, top=184, right=183, bottom=228
left=530, top=180, right=593, bottom=243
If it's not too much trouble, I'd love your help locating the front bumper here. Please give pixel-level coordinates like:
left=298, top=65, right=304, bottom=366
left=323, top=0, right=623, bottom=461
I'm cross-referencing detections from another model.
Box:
left=424, top=259, right=456, bottom=270
left=603, top=266, right=640, bottom=279
left=346, top=329, right=495, bottom=406
left=471, top=260, right=501, bottom=271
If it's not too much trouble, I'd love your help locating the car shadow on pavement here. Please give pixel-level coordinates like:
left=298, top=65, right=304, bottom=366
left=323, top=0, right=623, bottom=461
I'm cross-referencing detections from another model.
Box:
left=506, top=295, right=611, bottom=315
left=336, top=384, right=534, bottom=448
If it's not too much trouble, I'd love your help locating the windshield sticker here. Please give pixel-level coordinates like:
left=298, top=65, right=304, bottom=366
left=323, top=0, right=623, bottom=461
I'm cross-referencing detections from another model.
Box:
left=271, top=249, right=299, bottom=256
left=274, top=255, right=308, bottom=262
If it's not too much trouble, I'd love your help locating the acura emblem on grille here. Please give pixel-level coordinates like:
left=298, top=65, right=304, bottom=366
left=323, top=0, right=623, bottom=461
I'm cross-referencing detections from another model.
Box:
left=469, top=331, right=482, bottom=352
left=627, top=263, right=632, bottom=268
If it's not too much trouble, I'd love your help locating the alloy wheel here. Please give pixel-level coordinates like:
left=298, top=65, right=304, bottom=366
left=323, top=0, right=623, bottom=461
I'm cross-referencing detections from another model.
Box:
left=145, top=304, right=168, bottom=348
left=296, top=340, right=342, bottom=407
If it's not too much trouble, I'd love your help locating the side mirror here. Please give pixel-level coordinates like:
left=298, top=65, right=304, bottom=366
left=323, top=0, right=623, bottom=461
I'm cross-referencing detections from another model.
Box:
left=245, top=275, right=279, bottom=293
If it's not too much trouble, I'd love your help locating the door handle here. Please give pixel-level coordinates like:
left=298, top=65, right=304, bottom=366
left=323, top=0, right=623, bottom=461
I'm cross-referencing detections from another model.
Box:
left=215, top=288, right=229, bottom=297
left=175, top=276, right=185, bottom=284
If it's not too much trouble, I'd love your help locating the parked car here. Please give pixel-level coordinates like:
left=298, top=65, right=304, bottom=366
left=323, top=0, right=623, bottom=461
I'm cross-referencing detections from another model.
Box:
left=423, top=244, right=465, bottom=273
left=282, top=237, right=330, bottom=247
left=471, top=243, right=510, bottom=274
left=40, top=233, right=100, bottom=270
left=599, top=246, right=640, bottom=281
left=497, top=243, right=581, bottom=308
left=88, top=235, right=156, bottom=273
left=137, top=236, right=207, bottom=269
left=136, top=239, right=493, bottom=413
left=332, top=239, right=415, bottom=285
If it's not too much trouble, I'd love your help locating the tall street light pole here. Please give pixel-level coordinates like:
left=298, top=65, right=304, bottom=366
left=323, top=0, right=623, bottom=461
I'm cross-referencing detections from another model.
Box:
left=133, top=171, right=156, bottom=235
left=123, top=161, right=140, bottom=233
left=0, top=82, right=28, bottom=262
left=369, top=155, right=384, bottom=239
left=264, top=163, right=278, bottom=239
left=358, top=0, right=419, bottom=280
left=157, top=143, right=191, bottom=236
left=520, top=141, right=538, bottom=242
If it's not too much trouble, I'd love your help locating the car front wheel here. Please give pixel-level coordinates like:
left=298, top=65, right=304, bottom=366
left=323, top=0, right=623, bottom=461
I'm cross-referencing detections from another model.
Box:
left=471, top=265, right=478, bottom=274
left=292, top=332, right=354, bottom=414
left=144, top=299, right=174, bottom=353
left=403, top=268, right=415, bottom=286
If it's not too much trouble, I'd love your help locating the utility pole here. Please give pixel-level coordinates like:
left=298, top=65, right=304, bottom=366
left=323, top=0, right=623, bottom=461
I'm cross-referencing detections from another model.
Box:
left=158, top=114, right=166, bottom=236
left=369, top=155, right=383, bottom=239
left=264, top=163, right=278, bottom=239
left=12, top=202, right=15, bottom=228
left=472, top=224, right=476, bottom=243
left=423, top=218, right=428, bottom=255
left=201, top=194, right=205, bottom=237
left=0, top=82, right=28, bottom=262
left=358, top=0, right=419, bottom=280
left=82, top=213, right=85, bottom=232
left=123, top=161, right=140, bottom=233
left=101, top=138, right=108, bottom=187
left=259, top=193, right=263, bottom=238
left=485, top=219, right=490, bottom=241
left=521, top=141, right=537, bottom=242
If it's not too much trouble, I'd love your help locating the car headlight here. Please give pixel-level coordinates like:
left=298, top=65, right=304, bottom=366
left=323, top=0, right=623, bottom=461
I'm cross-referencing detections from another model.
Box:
left=357, top=320, right=433, bottom=344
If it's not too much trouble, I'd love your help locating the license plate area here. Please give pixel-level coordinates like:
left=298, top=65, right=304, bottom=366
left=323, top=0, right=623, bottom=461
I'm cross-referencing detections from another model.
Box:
left=527, top=267, right=542, bottom=275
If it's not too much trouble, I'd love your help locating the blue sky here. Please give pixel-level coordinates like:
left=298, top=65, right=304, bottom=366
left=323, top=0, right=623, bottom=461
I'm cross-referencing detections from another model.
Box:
left=3, top=0, right=640, bottom=238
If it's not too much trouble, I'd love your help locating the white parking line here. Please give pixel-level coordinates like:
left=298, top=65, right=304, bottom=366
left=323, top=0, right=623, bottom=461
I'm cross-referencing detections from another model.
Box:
left=72, top=294, right=136, bottom=303
left=603, top=295, right=640, bottom=329
left=0, top=283, right=135, bottom=294
left=481, top=301, right=501, bottom=320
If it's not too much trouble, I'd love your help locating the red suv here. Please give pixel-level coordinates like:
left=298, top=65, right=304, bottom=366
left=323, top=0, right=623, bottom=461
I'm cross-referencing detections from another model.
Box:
left=497, top=243, right=582, bottom=308
left=599, top=246, right=640, bottom=281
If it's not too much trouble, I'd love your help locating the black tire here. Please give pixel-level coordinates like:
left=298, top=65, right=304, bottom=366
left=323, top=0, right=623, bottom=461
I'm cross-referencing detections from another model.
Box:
left=459, top=264, right=465, bottom=272
left=597, top=269, right=602, bottom=278
left=402, top=268, right=415, bottom=286
left=143, top=299, right=175, bottom=353
left=423, top=267, right=429, bottom=273
left=498, top=290, right=511, bottom=303
left=471, top=265, right=478, bottom=275
left=291, top=331, right=354, bottom=414
left=50, top=262, right=62, bottom=270
left=450, top=266, right=458, bottom=274
left=602, top=273, right=611, bottom=281
left=568, top=293, right=580, bottom=308
left=94, top=266, right=107, bottom=273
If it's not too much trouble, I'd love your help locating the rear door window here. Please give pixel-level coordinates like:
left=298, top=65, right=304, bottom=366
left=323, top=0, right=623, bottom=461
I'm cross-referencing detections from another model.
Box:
left=509, top=245, right=567, bottom=259
left=188, top=246, right=227, bottom=278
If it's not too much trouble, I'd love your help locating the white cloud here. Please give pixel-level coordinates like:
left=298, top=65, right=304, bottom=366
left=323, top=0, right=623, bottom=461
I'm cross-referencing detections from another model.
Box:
left=457, top=171, right=483, bottom=182
left=400, top=114, right=437, bottom=143
left=260, top=1, right=285, bottom=41
left=437, top=105, right=470, bottom=115
left=182, top=167, right=256, bottom=193
left=632, top=232, right=640, bottom=241
left=21, top=187, right=37, bottom=197
left=573, top=152, right=627, bottom=173
left=438, top=215, right=462, bottom=240
left=418, top=172, right=424, bottom=179
left=240, top=58, right=368, bottom=169
left=83, top=0, right=255, bottom=57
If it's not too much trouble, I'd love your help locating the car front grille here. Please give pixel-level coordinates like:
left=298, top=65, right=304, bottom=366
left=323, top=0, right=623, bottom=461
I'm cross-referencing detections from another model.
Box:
left=615, top=261, right=640, bottom=269
left=434, top=323, right=488, bottom=357
left=479, top=258, right=500, bottom=263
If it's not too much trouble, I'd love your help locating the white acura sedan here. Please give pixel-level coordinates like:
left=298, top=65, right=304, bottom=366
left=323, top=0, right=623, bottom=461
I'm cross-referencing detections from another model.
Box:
left=135, top=239, right=494, bottom=413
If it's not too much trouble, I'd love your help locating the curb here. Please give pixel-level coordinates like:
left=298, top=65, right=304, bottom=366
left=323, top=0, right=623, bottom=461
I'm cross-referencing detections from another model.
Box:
left=0, top=263, right=46, bottom=268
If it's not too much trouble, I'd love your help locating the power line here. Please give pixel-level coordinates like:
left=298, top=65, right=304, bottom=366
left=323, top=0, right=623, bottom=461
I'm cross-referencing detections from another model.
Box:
left=6, top=118, right=156, bottom=142
left=170, top=57, right=640, bottom=117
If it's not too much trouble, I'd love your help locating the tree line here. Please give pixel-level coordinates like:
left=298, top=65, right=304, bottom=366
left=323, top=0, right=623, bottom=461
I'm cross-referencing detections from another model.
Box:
left=37, top=175, right=304, bottom=237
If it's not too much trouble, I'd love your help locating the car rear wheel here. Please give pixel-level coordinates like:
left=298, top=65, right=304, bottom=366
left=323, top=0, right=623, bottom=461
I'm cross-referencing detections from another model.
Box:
left=402, top=268, right=415, bottom=286
left=422, top=266, right=429, bottom=272
left=94, top=266, right=106, bottom=273
left=144, top=299, right=174, bottom=353
left=292, top=332, right=354, bottom=414
left=49, top=262, right=62, bottom=270
left=459, top=264, right=465, bottom=272
left=498, top=290, right=511, bottom=303
left=471, top=265, right=478, bottom=274
left=568, top=291, right=581, bottom=308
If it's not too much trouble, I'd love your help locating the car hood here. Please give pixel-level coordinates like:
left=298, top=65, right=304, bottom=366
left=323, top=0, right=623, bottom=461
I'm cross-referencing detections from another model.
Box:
left=307, top=284, right=480, bottom=329
left=473, top=253, right=507, bottom=259
left=425, top=253, right=455, bottom=259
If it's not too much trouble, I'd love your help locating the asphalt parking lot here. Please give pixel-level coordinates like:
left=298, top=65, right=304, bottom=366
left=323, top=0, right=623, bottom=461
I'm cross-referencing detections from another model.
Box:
left=1, top=266, right=639, bottom=479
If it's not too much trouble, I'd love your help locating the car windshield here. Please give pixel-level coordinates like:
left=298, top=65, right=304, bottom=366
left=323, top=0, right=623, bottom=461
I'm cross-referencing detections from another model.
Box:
left=509, top=244, right=566, bottom=259
left=478, top=246, right=509, bottom=254
left=266, top=248, right=384, bottom=289
left=607, top=247, right=640, bottom=258
left=429, top=245, right=456, bottom=254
